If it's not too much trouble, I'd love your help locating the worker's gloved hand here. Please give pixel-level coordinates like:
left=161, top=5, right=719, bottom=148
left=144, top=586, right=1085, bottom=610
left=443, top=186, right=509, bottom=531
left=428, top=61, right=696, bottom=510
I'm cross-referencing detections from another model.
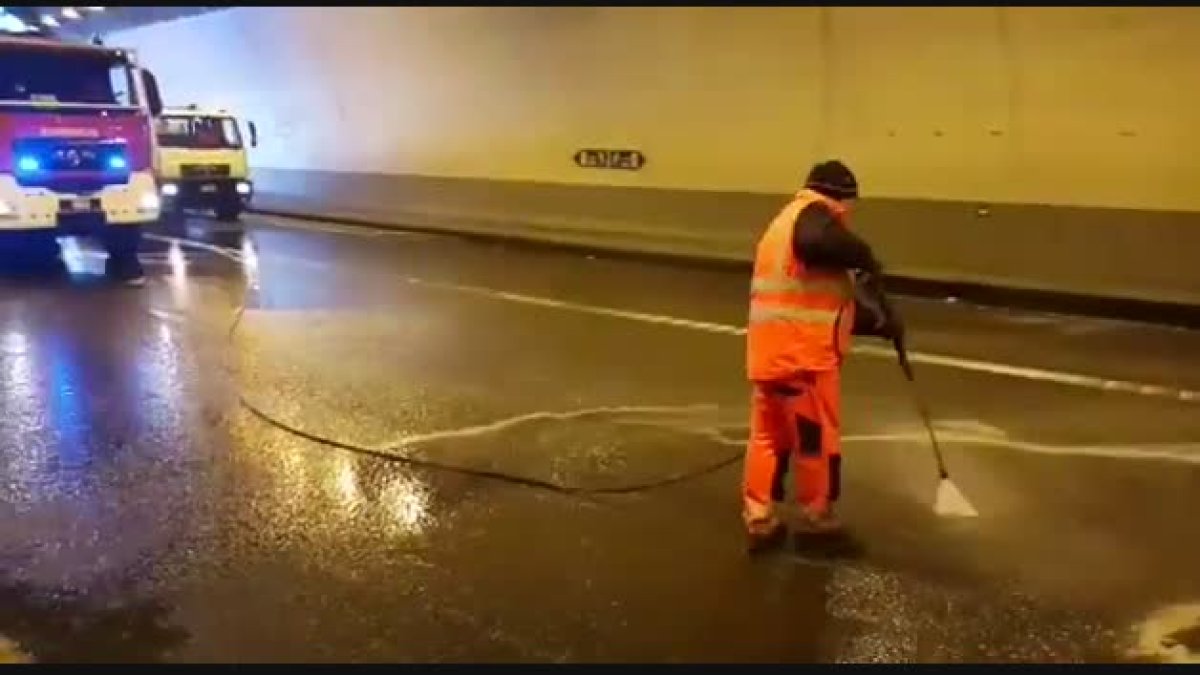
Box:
left=880, top=302, right=905, bottom=343
left=852, top=271, right=903, bottom=341
left=852, top=298, right=887, bottom=337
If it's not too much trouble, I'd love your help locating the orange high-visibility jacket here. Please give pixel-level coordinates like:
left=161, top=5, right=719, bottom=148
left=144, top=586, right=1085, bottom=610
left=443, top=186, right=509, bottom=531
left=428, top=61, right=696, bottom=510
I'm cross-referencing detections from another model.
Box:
left=746, top=189, right=856, bottom=381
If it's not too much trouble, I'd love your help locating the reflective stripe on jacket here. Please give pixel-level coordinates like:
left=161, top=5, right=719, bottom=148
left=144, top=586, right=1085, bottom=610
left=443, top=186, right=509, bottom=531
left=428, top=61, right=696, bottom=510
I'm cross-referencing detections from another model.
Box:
left=746, top=189, right=856, bottom=380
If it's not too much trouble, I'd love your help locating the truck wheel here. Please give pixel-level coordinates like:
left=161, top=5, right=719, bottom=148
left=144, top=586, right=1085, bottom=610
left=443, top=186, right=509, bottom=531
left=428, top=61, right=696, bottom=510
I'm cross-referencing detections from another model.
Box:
left=159, top=206, right=185, bottom=226
left=215, top=202, right=243, bottom=222
left=103, top=227, right=144, bottom=282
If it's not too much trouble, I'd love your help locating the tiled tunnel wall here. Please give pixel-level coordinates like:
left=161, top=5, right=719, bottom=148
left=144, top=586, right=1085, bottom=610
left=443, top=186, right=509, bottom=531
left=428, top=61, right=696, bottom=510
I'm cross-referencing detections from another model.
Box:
left=110, top=7, right=1200, bottom=306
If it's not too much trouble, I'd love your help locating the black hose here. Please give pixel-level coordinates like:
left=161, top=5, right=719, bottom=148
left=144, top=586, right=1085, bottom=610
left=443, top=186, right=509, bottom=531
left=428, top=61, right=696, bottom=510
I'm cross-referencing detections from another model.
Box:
left=237, top=397, right=744, bottom=496
left=180, top=261, right=749, bottom=497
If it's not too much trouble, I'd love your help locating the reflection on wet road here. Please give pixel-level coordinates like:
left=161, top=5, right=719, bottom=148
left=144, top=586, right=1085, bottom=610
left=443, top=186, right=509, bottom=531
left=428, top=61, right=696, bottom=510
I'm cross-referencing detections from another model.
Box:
left=0, top=215, right=1198, bottom=662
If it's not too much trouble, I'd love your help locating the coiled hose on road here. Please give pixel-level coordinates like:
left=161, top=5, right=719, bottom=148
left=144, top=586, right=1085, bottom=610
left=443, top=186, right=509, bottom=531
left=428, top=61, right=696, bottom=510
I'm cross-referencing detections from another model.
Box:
left=161, top=235, right=748, bottom=497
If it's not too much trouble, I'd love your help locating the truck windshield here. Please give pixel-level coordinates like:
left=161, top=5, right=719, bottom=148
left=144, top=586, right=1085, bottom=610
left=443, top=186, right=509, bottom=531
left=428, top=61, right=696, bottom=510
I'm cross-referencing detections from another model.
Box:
left=0, top=44, right=138, bottom=107
left=155, top=115, right=243, bottom=149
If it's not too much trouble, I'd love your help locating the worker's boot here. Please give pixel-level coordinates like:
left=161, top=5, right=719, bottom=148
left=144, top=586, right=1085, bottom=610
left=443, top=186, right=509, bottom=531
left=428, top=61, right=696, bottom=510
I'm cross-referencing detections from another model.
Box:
left=796, top=505, right=844, bottom=536
left=745, top=516, right=787, bottom=554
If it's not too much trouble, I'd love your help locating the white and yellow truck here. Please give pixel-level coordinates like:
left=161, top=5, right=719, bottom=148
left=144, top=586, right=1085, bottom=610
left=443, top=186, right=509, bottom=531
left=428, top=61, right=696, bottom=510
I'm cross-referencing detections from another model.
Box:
left=153, top=105, right=256, bottom=221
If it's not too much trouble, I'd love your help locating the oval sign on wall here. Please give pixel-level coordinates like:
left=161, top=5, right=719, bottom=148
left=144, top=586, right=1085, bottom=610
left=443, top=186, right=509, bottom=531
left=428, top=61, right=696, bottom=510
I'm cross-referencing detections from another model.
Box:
left=574, top=149, right=646, bottom=171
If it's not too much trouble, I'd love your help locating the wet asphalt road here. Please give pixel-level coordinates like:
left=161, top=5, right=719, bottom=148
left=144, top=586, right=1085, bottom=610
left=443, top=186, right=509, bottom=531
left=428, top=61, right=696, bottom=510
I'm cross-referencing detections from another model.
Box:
left=0, top=213, right=1199, bottom=663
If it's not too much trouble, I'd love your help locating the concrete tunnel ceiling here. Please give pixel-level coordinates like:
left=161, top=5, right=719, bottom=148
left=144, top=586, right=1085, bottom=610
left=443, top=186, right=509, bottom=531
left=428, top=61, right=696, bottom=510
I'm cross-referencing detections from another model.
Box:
left=2, top=6, right=223, bottom=41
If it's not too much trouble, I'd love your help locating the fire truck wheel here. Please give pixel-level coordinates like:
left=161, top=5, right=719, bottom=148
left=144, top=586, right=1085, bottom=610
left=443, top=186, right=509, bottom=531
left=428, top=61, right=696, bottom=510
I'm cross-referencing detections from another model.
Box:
left=103, top=227, right=144, bottom=280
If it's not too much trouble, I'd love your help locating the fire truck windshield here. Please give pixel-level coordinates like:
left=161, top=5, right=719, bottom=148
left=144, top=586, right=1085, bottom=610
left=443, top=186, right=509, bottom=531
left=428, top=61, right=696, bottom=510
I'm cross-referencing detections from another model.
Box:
left=0, top=43, right=139, bottom=108
left=155, top=115, right=244, bottom=150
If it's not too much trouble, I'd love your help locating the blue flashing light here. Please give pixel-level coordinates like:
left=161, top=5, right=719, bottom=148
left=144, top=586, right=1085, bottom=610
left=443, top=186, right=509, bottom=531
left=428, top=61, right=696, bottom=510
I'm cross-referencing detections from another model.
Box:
left=16, top=155, right=39, bottom=173
left=0, top=11, right=30, bottom=34
left=107, top=154, right=127, bottom=170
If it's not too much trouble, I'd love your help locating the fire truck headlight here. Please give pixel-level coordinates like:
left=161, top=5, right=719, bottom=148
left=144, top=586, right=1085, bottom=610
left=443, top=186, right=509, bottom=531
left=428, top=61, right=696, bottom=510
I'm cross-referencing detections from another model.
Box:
left=139, top=192, right=161, bottom=211
left=160, top=183, right=178, bottom=197
left=236, top=181, right=251, bottom=195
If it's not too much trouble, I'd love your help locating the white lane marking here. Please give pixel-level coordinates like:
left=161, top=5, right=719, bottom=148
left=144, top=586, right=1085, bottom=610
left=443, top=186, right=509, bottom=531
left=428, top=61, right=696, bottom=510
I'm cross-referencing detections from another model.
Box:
left=840, top=432, right=1200, bottom=465
left=672, top=419, right=1200, bottom=466
left=1128, top=603, right=1200, bottom=663
left=156, top=235, right=1200, bottom=404
left=250, top=213, right=391, bottom=237
left=853, top=343, right=1198, bottom=402
left=402, top=275, right=1200, bottom=404
left=409, top=277, right=747, bottom=336
left=933, top=420, right=1009, bottom=438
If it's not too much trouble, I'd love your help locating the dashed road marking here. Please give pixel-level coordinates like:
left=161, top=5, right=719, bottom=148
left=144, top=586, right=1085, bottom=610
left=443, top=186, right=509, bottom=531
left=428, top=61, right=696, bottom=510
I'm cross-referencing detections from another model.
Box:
left=156, top=234, right=1200, bottom=404
left=932, top=420, right=1009, bottom=438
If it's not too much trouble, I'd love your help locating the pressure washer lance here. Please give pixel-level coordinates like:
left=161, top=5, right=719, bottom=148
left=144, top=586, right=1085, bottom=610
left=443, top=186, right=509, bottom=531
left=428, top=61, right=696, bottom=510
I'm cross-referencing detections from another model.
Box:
left=892, top=333, right=980, bottom=518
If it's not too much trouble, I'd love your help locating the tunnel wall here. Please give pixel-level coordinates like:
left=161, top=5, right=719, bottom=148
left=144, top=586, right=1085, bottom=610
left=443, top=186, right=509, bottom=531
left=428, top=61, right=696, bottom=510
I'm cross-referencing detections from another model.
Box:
left=112, top=7, right=1200, bottom=306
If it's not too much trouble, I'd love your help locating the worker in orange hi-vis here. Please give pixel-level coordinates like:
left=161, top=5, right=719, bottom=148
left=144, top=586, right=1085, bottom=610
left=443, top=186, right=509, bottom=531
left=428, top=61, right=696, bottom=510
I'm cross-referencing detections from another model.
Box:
left=742, top=159, right=904, bottom=553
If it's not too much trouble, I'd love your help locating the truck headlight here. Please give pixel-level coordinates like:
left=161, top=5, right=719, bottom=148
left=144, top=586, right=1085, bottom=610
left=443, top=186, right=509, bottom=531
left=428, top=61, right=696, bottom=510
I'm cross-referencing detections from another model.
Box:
left=160, top=183, right=178, bottom=197
left=236, top=181, right=252, bottom=195
left=140, top=192, right=161, bottom=211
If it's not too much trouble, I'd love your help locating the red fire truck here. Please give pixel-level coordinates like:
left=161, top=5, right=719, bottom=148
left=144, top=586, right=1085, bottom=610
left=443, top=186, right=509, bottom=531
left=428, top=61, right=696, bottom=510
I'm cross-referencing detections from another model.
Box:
left=0, top=27, right=164, bottom=281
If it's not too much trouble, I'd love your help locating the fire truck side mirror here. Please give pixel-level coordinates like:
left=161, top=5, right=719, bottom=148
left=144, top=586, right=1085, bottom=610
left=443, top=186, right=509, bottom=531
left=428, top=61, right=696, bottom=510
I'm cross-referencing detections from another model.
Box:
left=140, top=69, right=163, bottom=117
left=247, top=121, right=258, bottom=148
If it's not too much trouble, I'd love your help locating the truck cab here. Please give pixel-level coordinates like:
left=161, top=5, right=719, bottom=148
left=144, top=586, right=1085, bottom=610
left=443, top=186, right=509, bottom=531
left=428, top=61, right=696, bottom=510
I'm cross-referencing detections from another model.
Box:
left=154, top=105, right=255, bottom=222
left=0, top=26, right=164, bottom=280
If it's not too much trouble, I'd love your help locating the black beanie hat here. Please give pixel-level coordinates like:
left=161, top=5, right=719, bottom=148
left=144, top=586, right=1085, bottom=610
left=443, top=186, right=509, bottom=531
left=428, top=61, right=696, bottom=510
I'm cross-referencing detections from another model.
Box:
left=804, top=160, right=859, bottom=201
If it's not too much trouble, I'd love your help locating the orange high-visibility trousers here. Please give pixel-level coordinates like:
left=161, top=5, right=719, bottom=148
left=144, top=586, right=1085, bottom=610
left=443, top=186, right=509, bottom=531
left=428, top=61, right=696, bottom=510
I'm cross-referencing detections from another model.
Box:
left=742, top=368, right=842, bottom=530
